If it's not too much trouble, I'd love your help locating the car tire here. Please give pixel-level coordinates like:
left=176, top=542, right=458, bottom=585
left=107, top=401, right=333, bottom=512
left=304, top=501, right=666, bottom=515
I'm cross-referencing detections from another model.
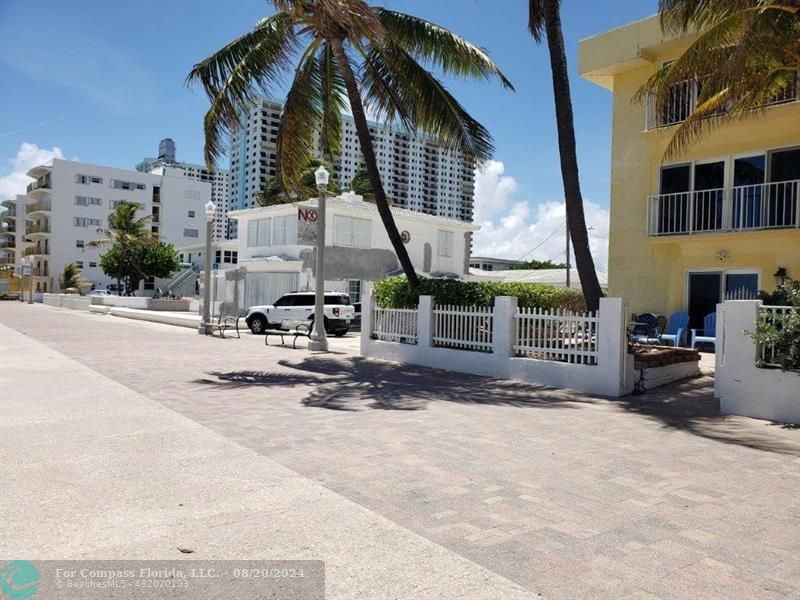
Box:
left=334, top=328, right=348, bottom=337
left=249, top=315, right=267, bottom=334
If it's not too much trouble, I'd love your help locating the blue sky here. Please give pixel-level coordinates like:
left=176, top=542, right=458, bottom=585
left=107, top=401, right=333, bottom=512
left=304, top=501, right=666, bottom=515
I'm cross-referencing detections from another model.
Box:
left=0, top=0, right=658, bottom=267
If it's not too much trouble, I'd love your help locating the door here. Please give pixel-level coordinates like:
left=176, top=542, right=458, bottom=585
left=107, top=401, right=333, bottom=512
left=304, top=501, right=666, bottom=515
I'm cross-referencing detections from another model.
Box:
left=659, top=165, right=691, bottom=234
left=688, top=272, right=722, bottom=330
left=732, top=155, right=766, bottom=229
left=767, top=148, right=800, bottom=227
left=692, top=161, right=725, bottom=232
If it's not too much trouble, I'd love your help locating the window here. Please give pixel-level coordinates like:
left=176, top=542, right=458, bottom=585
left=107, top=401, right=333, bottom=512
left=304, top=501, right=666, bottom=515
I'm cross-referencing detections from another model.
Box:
left=74, top=217, right=102, bottom=227
left=89, top=262, right=97, bottom=268
left=332, top=215, right=371, bottom=248
left=76, top=240, right=84, bottom=248
left=76, top=174, right=103, bottom=185
left=437, top=230, right=454, bottom=257
left=184, top=190, right=201, bottom=200
left=188, top=210, right=196, bottom=218
left=75, top=261, right=84, bottom=268
left=348, top=280, right=362, bottom=304
left=272, top=215, right=297, bottom=245
left=111, top=179, right=145, bottom=191
left=183, top=228, right=199, bottom=238
left=247, top=218, right=272, bottom=247
left=75, top=196, right=102, bottom=206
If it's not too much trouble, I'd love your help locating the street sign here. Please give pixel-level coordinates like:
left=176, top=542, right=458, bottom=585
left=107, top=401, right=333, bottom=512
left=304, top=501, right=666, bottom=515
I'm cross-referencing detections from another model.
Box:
left=297, top=207, right=319, bottom=243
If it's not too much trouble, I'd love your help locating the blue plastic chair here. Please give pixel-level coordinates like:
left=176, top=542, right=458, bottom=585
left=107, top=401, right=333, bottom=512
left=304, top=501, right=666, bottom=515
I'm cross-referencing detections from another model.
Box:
left=660, top=311, right=690, bottom=347
left=690, top=313, right=716, bottom=350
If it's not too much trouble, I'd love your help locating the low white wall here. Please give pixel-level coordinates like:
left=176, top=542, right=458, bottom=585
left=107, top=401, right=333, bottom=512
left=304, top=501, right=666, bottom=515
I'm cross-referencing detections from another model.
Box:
left=715, top=300, right=799, bottom=424
left=631, top=361, right=700, bottom=391
left=92, top=297, right=191, bottom=311
left=361, top=295, right=634, bottom=397
left=42, top=294, right=91, bottom=311
left=107, top=307, right=200, bottom=329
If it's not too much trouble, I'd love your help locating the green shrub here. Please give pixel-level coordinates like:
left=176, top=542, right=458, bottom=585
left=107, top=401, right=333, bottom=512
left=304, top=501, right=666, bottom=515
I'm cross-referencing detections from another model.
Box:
left=749, top=278, right=800, bottom=371
left=372, top=276, right=588, bottom=312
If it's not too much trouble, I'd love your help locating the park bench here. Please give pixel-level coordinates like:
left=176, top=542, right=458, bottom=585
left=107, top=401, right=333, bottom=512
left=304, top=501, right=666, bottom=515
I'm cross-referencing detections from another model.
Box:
left=264, top=323, right=310, bottom=349
left=207, top=314, right=241, bottom=339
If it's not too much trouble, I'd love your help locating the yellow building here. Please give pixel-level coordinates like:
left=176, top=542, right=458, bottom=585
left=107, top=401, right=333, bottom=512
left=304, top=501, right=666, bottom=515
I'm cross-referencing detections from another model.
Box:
left=579, top=16, right=800, bottom=330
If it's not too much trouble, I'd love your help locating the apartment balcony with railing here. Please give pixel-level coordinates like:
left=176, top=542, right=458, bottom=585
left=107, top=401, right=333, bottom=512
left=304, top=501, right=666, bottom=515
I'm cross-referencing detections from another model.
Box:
left=26, top=222, right=51, bottom=237
left=0, top=238, right=16, bottom=249
left=26, top=174, right=52, bottom=195
left=1, top=206, right=16, bottom=220
left=23, top=245, right=48, bottom=257
left=645, top=75, right=799, bottom=130
left=26, top=199, right=51, bottom=215
left=647, top=180, right=800, bottom=236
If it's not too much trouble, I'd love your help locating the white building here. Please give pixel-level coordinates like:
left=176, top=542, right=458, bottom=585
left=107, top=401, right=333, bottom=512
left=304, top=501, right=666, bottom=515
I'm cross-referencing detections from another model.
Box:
left=210, top=192, right=476, bottom=313
left=21, top=158, right=211, bottom=292
left=0, top=195, right=32, bottom=269
left=136, top=139, right=230, bottom=241
left=228, top=99, right=476, bottom=228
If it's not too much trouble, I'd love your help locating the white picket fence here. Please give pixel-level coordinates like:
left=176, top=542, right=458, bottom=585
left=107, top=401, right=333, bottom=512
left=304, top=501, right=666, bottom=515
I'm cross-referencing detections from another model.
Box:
left=371, top=306, right=418, bottom=344
left=514, top=307, right=599, bottom=365
left=757, top=305, right=797, bottom=368
left=433, top=305, right=494, bottom=352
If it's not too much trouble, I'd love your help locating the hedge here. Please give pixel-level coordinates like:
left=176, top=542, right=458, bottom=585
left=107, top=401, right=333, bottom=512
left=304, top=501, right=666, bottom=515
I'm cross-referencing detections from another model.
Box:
left=372, top=276, right=588, bottom=313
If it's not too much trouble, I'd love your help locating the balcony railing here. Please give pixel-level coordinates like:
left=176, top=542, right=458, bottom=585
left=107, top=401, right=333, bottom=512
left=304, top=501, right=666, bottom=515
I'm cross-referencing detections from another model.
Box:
left=0, top=239, right=16, bottom=249
left=32, top=267, right=49, bottom=277
left=26, top=175, right=52, bottom=194
left=26, top=200, right=51, bottom=214
left=1, top=208, right=16, bottom=219
left=1, top=224, right=15, bottom=234
left=23, top=246, right=47, bottom=257
left=26, top=223, right=50, bottom=235
left=645, top=74, right=799, bottom=130
left=647, top=180, right=800, bottom=236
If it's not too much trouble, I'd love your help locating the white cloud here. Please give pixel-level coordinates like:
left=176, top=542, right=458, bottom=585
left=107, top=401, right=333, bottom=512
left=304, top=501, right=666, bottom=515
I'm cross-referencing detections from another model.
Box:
left=472, top=161, right=609, bottom=271
left=0, top=143, right=64, bottom=202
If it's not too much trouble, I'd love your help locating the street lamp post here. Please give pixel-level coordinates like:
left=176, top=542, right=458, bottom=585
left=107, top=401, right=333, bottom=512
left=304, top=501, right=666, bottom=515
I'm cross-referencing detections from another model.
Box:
left=198, top=200, right=216, bottom=335
left=308, top=166, right=329, bottom=352
left=24, top=256, right=34, bottom=304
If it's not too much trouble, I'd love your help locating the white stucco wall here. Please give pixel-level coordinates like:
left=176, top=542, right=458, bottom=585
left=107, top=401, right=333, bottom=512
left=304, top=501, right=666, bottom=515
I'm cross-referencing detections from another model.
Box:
left=715, top=300, right=800, bottom=424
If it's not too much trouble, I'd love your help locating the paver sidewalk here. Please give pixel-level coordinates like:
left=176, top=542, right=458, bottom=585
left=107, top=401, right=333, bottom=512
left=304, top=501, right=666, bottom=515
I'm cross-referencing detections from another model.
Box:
left=2, top=303, right=799, bottom=598
left=0, top=323, right=534, bottom=599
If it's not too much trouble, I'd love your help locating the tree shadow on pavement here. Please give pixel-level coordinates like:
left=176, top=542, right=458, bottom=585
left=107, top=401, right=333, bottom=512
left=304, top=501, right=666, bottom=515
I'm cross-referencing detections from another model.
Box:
left=612, top=375, right=800, bottom=456
left=194, top=355, right=595, bottom=412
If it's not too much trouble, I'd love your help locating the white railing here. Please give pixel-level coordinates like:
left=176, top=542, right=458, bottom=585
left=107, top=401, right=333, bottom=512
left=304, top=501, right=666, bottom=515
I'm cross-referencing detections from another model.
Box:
left=648, top=180, right=800, bottom=236
left=371, top=306, right=418, bottom=344
left=645, top=76, right=798, bottom=130
left=433, top=304, right=493, bottom=352
left=514, top=307, right=599, bottom=365
left=757, top=305, right=797, bottom=368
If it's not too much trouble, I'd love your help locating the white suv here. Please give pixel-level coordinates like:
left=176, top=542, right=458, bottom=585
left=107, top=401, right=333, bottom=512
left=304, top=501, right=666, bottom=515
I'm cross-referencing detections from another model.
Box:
left=245, top=292, right=355, bottom=336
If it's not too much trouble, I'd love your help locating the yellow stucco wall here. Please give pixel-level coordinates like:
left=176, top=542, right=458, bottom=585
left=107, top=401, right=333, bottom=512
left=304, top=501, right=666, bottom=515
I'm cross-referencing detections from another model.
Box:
left=582, top=20, right=800, bottom=316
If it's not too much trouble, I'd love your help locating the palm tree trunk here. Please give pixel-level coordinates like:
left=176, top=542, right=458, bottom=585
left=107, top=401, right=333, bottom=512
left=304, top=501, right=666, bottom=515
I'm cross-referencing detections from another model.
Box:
left=328, top=38, right=421, bottom=289
left=542, top=0, right=603, bottom=312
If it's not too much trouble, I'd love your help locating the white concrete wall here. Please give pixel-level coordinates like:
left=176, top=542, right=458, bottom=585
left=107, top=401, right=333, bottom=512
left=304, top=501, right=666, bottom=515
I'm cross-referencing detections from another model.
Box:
left=42, top=293, right=91, bottom=311
left=361, top=295, right=634, bottom=397
left=715, top=300, right=800, bottom=424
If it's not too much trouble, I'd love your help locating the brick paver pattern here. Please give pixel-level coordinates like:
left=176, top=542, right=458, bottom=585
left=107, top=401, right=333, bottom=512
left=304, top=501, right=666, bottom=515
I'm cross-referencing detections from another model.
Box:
left=3, top=303, right=799, bottom=599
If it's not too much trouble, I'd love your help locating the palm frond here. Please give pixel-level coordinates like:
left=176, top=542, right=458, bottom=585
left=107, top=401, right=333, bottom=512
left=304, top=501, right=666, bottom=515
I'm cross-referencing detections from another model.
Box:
left=375, top=8, right=514, bottom=90
left=187, top=13, right=298, bottom=167
left=359, top=42, right=495, bottom=161
left=276, top=49, right=323, bottom=193
left=318, top=42, right=346, bottom=161
left=528, top=0, right=550, bottom=43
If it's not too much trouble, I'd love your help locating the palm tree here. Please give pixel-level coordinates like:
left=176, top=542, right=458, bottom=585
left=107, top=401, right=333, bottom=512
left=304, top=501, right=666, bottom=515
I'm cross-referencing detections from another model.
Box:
left=188, top=0, right=513, bottom=289
left=256, top=159, right=341, bottom=206
left=529, top=0, right=604, bottom=311
left=59, top=263, right=81, bottom=292
left=88, top=201, right=152, bottom=294
left=637, top=0, right=799, bottom=160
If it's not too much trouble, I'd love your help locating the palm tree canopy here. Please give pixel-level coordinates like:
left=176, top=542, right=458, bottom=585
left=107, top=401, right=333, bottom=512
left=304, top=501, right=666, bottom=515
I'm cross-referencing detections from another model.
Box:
left=256, top=159, right=341, bottom=206
left=187, top=0, right=513, bottom=194
left=88, top=201, right=153, bottom=248
left=637, top=0, right=800, bottom=159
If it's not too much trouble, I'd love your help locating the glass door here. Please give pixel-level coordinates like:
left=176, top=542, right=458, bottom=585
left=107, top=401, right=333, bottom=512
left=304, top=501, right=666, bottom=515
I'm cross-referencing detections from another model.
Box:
left=688, top=272, right=722, bottom=330
left=732, top=155, right=766, bottom=229
left=767, top=148, right=800, bottom=227
left=658, top=165, right=691, bottom=234
left=692, top=161, right=725, bottom=232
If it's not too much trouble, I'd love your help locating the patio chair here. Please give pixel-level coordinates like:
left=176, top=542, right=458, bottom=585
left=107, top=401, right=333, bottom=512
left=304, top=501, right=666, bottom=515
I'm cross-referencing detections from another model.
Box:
left=690, top=312, right=716, bottom=350
left=631, top=313, right=660, bottom=344
left=659, top=311, right=690, bottom=347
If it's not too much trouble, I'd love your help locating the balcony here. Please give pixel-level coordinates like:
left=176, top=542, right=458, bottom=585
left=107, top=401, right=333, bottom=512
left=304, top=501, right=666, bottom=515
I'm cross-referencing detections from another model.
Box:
left=0, top=239, right=16, bottom=249
left=23, top=246, right=48, bottom=257
left=0, top=257, right=14, bottom=266
left=26, top=222, right=51, bottom=236
left=647, top=180, right=800, bottom=236
left=645, top=75, right=798, bottom=130
left=26, top=175, right=52, bottom=195
left=26, top=200, right=51, bottom=215
left=1, top=207, right=16, bottom=219
left=32, top=267, right=49, bottom=277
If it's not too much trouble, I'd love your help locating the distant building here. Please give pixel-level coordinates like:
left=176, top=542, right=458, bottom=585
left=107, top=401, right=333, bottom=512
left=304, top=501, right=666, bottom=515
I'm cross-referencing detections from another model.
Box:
left=467, top=267, right=609, bottom=290
left=228, top=99, right=477, bottom=236
left=1, top=195, right=31, bottom=271
left=136, top=138, right=230, bottom=241
left=468, top=256, right=524, bottom=272
left=16, top=158, right=211, bottom=292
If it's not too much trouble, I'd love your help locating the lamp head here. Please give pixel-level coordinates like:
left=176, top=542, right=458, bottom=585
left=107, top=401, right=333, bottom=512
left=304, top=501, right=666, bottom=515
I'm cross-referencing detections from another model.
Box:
left=315, top=165, right=329, bottom=191
left=204, top=200, right=216, bottom=222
